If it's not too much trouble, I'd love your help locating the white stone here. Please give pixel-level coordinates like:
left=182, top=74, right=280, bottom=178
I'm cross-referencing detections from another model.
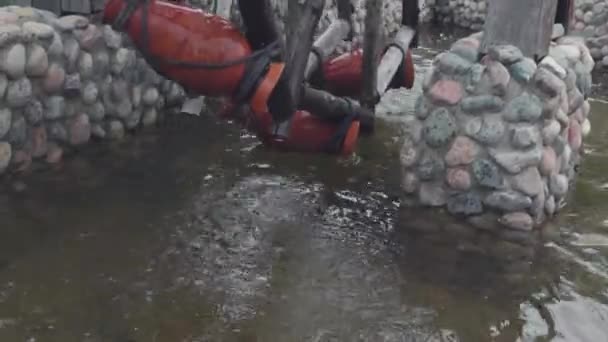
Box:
left=540, top=56, right=567, bottom=79
left=582, top=118, right=591, bottom=137
left=25, top=43, right=49, bottom=77
left=1, top=43, right=26, bottom=79
left=0, top=25, right=22, bottom=48
left=22, top=21, right=54, bottom=40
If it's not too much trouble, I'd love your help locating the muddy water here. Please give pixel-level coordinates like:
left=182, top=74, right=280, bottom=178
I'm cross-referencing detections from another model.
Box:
left=1, top=28, right=608, bottom=342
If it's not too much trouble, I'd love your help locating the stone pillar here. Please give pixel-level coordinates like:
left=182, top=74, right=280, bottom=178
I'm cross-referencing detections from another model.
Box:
left=400, top=32, right=594, bottom=236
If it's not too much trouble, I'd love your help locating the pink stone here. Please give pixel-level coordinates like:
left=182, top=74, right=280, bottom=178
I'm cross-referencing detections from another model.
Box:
left=46, top=143, right=63, bottom=164
left=484, top=60, right=510, bottom=92
left=568, top=118, right=582, bottom=151
left=75, top=24, right=102, bottom=51
left=11, top=149, right=31, bottom=172
left=29, top=126, right=48, bottom=158
left=540, top=147, right=557, bottom=176
left=445, top=136, right=479, bottom=166
left=429, top=80, right=463, bottom=105
left=446, top=168, right=471, bottom=190
left=69, top=114, right=91, bottom=146
left=43, top=64, right=65, bottom=93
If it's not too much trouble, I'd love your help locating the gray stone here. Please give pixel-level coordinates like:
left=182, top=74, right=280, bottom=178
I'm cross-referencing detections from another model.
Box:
left=0, top=25, right=23, bottom=48
left=542, top=120, right=561, bottom=145
left=1, top=43, right=26, bottom=79
left=549, top=173, right=569, bottom=197
left=44, top=96, right=66, bottom=120
left=63, top=73, right=82, bottom=97
left=24, top=99, right=43, bottom=125
left=545, top=195, right=556, bottom=216
left=489, top=147, right=542, bottom=174
left=447, top=193, right=483, bottom=215
left=511, top=125, right=541, bottom=149
left=564, top=68, right=577, bottom=91
left=499, top=212, right=534, bottom=231
left=47, top=32, right=63, bottom=58
left=503, top=93, right=543, bottom=122
left=112, top=48, right=133, bottom=75
left=574, top=62, right=592, bottom=98
left=143, top=87, right=160, bottom=106
left=0, top=73, right=7, bottom=99
left=93, top=50, right=110, bottom=75
left=111, top=79, right=129, bottom=101
left=465, top=64, right=485, bottom=92
left=402, top=115, right=423, bottom=142
left=539, top=56, right=567, bottom=79
left=107, top=120, right=125, bottom=140
left=22, top=21, right=54, bottom=40
left=115, top=98, right=133, bottom=119
left=423, top=107, right=456, bottom=147
left=512, top=167, right=543, bottom=196
left=534, top=67, right=565, bottom=98
left=417, top=152, right=445, bottom=181
left=0, top=142, right=11, bottom=172
left=25, top=44, right=48, bottom=77
left=450, top=43, right=479, bottom=63
left=55, top=15, right=89, bottom=31
left=103, top=25, right=122, bottom=49
left=8, top=114, right=26, bottom=146
left=488, top=45, right=523, bottom=64
left=6, top=78, right=31, bottom=108
left=0, top=108, right=11, bottom=138
left=461, top=95, right=504, bottom=114
left=125, top=108, right=142, bottom=129
left=510, top=58, right=537, bottom=83
left=87, top=102, right=105, bottom=121
left=82, top=82, right=98, bottom=105
left=485, top=191, right=532, bottom=212
left=437, top=52, right=472, bottom=74
left=465, top=116, right=505, bottom=145
left=142, top=108, right=158, bottom=127
left=414, top=95, right=430, bottom=120
left=47, top=121, right=68, bottom=142
left=91, top=123, right=106, bottom=139
left=568, top=88, right=584, bottom=115
left=78, top=52, right=94, bottom=79
left=419, top=182, right=447, bottom=206
left=63, top=38, right=80, bottom=72
left=400, top=137, right=418, bottom=168
left=472, top=159, right=503, bottom=188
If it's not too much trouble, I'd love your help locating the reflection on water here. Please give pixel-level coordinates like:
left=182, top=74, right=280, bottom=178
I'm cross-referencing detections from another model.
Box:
left=1, top=26, right=608, bottom=342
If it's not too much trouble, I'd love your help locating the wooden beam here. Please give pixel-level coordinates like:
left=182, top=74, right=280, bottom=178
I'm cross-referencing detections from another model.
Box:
left=376, top=26, right=414, bottom=96
left=481, top=0, right=559, bottom=60
left=361, top=0, right=383, bottom=110
left=300, top=87, right=375, bottom=133
left=304, top=19, right=351, bottom=80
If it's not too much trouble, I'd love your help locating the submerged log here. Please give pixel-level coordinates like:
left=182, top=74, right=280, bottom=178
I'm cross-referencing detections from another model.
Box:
left=300, top=87, right=375, bottom=133
left=361, top=0, right=383, bottom=110
left=376, top=26, right=415, bottom=96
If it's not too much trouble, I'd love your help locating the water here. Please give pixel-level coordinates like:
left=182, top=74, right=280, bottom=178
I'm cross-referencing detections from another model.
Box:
left=1, top=27, right=608, bottom=341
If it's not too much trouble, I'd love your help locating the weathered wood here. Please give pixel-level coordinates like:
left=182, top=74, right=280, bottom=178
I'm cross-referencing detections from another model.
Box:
left=283, top=0, right=324, bottom=110
left=31, top=0, right=59, bottom=14
left=214, top=0, right=233, bottom=19
left=481, top=0, right=559, bottom=60
left=361, top=0, right=383, bottom=110
left=555, top=0, right=574, bottom=35
left=61, top=0, right=91, bottom=14
left=300, top=87, right=375, bottom=134
left=337, top=0, right=354, bottom=40
left=238, top=0, right=294, bottom=123
left=402, top=0, right=419, bottom=47
left=376, top=26, right=414, bottom=96
left=304, top=19, right=351, bottom=80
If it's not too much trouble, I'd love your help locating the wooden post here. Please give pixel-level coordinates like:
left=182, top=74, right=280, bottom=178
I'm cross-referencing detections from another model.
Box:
left=480, top=0, right=559, bottom=61
left=214, top=0, right=233, bottom=19
left=303, top=19, right=351, bottom=80
left=375, top=26, right=414, bottom=96
left=361, top=0, right=383, bottom=110
left=402, top=0, right=419, bottom=47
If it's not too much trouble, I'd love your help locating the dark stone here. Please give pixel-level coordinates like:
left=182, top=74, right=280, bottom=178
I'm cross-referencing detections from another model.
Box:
left=447, top=193, right=484, bottom=215
left=423, top=107, right=457, bottom=147
left=461, top=95, right=504, bottom=114
left=417, top=152, right=445, bottom=181
left=472, top=159, right=503, bottom=188
left=484, top=191, right=533, bottom=212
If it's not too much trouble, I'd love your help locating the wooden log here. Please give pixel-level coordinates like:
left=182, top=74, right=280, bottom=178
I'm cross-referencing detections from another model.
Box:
left=361, top=0, right=383, bottom=110
left=283, top=0, right=325, bottom=110
left=304, top=19, right=351, bottom=80
left=480, top=0, right=559, bottom=61
left=375, top=26, right=414, bottom=96
left=402, top=0, right=419, bottom=47
left=300, top=87, right=375, bottom=134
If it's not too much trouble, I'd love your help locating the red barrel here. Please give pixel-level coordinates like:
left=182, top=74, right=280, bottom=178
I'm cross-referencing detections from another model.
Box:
left=102, top=0, right=252, bottom=97
left=321, top=47, right=416, bottom=98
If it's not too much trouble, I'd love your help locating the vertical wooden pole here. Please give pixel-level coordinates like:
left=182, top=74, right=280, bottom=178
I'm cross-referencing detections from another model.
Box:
left=402, top=0, right=419, bottom=47
left=337, top=0, right=355, bottom=40
left=361, top=0, right=383, bottom=110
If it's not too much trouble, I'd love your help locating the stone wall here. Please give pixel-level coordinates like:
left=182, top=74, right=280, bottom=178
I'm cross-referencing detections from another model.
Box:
left=430, top=0, right=608, bottom=66
left=0, top=6, right=188, bottom=176
left=400, top=32, right=594, bottom=233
